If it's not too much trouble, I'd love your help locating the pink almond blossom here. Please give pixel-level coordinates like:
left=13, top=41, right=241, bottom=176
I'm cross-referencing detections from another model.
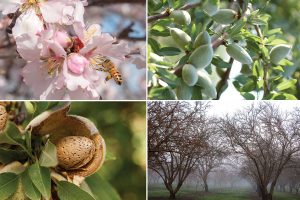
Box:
left=21, top=25, right=130, bottom=100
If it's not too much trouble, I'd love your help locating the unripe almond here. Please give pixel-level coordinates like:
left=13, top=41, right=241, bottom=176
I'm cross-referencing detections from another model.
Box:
left=194, top=31, right=211, bottom=48
left=212, top=9, right=237, bottom=24
left=226, top=43, right=253, bottom=64
left=270, top=44, right=292, bottom=64
left=150, top=52, right=164, bottom=63
left=197, top=70, right=217, bottom=99
left=182, top=64, right=198, bottom=86
left=170, top=10, right=191, bottom=25
left=188, top=44, right=213, bottom=69
left=56, top=136, right=96, bottom=170
left=176, top=81, right=192, bottom=100
left=203, top=0, right=220, bottom=16
left=0, top=105, right=8, bottom=132
left=170, top=28, right=191, bottom=49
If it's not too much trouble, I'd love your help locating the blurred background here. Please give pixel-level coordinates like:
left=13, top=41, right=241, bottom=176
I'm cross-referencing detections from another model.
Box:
left=0, top=0, right=146, bottom=100
left=69, top=102, right=146, bottom=200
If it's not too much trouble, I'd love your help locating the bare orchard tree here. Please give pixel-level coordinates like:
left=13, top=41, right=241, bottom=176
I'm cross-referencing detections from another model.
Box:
left=148, top=101, right=212, bottom=199
left=218, top=103, right=300, bottom=200
left=195, top=132, right=228, bottom=192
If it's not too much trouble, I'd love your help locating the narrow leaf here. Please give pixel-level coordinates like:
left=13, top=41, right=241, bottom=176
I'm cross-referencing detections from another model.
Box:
left=28, top=162, right=51, bottom=200
left=57, top=181, right=95, bottom=200
left=86, top=173, right=121, bottom=200
left=0, top=173, right=18, bottom=200
left=39, top=140, right=58, bottom=167
left=22, top=169, right=41, bottom=200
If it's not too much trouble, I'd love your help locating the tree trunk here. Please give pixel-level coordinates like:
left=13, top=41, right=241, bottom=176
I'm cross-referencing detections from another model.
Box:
left=169, top=192, right=176, bottom=200
left=261, top=193, right=273, bottom=200
left=204, top=181, right=209, bottom=192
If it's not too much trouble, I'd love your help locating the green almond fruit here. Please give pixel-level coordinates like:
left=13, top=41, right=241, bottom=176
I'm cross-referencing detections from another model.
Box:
left=170, top=10, right=191, bottom=25
left=270, top=44, right=292, bottom=64
left=212, top=9, right=237, bottom=24
left=226, top=43, right=253, bottom=64
left=170, top=28, right=191, bottom=49
left=203, top=0, right=220, bottom=16
left=149, top=52, right=164, bottom=63
left=188, top=44, right=213, bottom=69
left=197, top=70, right=217, bottom=99
left=176, top=81, right=192, bottom=100
left=182, top=64, right=198, bottom=86
left=193, top=31, right=211, bottom=48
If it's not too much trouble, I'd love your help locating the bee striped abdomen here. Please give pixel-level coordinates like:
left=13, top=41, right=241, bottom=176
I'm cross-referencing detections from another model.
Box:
left=102, top=59, right=123, bottom=85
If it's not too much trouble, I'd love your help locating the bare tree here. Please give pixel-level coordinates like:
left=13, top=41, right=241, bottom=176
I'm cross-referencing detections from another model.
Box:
left=148, top=101, right=212, bottom=199
left=218, top=103, right=300, bottom=200
left=195, top=133, right=228, bottom=192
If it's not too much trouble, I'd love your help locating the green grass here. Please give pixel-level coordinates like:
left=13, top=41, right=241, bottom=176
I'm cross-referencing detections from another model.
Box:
left=200, top=189, right=250, bottom=200
left=148, top=186, right=300, bottom=200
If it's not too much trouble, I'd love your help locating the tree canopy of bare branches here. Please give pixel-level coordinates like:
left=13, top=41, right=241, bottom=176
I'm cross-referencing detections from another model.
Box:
left=218, top=103, right=300, bottom=200
left=148, top=101, right=212, bottom=199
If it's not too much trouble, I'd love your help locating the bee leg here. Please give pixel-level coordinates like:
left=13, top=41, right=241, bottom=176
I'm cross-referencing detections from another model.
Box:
left=105, top=75, right=113, bottom=82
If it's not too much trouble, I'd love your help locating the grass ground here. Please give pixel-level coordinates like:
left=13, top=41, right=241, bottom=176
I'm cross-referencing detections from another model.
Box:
left=148, top=186, right=300, bottom=200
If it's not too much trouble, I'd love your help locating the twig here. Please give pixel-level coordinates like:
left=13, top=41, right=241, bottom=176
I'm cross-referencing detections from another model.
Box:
left=148, top=2, right=201, bottom=23
left=254, top=25, right=269, bottom=97
left=216, top=58, right=234, bottom=99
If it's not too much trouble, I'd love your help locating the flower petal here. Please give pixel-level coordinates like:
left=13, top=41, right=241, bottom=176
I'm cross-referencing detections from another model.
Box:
left=12, top=8, right=43, bottom=38
left=15, top=33, right=41, bottom=61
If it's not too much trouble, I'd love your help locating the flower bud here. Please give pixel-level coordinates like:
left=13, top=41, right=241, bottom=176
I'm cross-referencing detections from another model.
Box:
left=188, top=44, right=213, bottom=69
left=54, top=31, right=72, bottom=48
left=170, top=10, right=191, bottom=25
left=182, top=64, right=198, bottom=86
left=193, top=31, right=211, bottom=48
left=170, top=28, right=191, bottom=49
left=212, top=9, right=237, bottom=24
left=226, top=43, right=253, bottom=64
left=270, top=44, right=292, bottom=64
left=67, top=53, right=89, bottom=75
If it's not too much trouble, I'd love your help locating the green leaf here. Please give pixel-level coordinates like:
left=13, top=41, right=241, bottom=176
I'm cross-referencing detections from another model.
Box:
left=7, top=177, right=26, bottom=200
left=148, top=38, right=160, bottom=53
left=22, top=169, right=41, bottom=200
left=276, top=79, right=297, bottom=91
left=191, top=85, right=203, bottom=100
left=0, top=173, right=18, bottom=200
left=57, top=181, right=95, bottom=200
left=86, top=173, right=121, bottom=200
left=0, top=121, right=23, bottom=145
left=28, top=162, right=51, bottom=200
left=149, top=87, right=176, bottom=100
left=0, top=147, right=27, bottom=164
left=157, top=47, right=182, bottom=56
left=212, top=56, right=231, bottom=68
left=241, top=80, right=256, bottom=92
left=242, top=92, right=255, bottom=100
left=39, top=140, right=58, bottom=167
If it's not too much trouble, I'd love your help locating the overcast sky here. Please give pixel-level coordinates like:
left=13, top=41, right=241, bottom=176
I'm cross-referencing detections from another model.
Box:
left=207, top=100, right=300, bottom=116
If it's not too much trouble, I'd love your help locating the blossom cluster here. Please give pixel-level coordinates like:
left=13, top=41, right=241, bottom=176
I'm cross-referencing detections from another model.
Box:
left=0, top=0, right=133, bottom=99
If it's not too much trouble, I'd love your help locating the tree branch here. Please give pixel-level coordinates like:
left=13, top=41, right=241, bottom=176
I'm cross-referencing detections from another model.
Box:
left=148, top=2, right=201, bottom=23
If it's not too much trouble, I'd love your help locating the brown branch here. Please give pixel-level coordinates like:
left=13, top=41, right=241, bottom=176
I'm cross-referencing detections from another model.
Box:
left=148, top=2, right=201, bottom=23
left=216, top=58, right=234, bottom=100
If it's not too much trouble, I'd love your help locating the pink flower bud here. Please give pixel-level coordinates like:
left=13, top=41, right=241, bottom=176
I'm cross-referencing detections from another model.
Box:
left=67, top=53, right=89, bottom=75
left=54, top=31, right=71, bottom=48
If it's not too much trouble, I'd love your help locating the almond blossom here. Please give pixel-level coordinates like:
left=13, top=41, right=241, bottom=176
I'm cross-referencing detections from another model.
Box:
left=0, top=0, right=86, bottom=26
left=19, top=24, right=129, bottom=99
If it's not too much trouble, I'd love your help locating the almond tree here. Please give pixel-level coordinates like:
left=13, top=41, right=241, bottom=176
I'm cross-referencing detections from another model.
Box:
left=219, top=103, right=300, bottom=200
left=148, top=101, right=212, bottom=199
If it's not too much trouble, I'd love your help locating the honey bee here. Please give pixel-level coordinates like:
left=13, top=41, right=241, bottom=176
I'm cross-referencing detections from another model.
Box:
left=90, top=55, right=123, bottom=85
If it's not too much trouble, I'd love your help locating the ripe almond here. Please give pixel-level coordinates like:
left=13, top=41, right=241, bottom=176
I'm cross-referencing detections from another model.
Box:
left=56, top=136, right=96, bottom=170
